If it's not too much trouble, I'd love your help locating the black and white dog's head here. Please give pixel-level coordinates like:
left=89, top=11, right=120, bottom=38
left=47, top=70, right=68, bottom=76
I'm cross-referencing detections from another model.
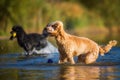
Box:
left=10, top=25, right=24, bottom=40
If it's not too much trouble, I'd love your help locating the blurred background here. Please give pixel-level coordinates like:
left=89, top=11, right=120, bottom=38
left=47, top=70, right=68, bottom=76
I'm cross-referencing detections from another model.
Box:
left=0, top=0, right=120, bottom=53
left=0, top=1, right=120, bottom=80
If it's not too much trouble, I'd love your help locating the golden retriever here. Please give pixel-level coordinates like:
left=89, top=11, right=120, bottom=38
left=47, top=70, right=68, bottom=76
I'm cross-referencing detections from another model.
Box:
left=43, top=21, right=117, bottom=64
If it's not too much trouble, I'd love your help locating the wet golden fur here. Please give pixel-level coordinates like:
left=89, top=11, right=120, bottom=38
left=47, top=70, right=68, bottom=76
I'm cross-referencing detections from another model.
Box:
left=43, top=21, right=117, bottom=64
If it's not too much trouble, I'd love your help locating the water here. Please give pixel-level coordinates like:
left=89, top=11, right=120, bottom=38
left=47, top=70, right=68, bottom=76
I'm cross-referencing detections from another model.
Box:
left=0, top=39, right=120, bottom=80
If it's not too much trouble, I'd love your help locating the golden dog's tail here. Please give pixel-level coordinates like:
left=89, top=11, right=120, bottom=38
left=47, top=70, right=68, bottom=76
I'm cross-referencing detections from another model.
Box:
left=99, top=40, right=117, bottom=56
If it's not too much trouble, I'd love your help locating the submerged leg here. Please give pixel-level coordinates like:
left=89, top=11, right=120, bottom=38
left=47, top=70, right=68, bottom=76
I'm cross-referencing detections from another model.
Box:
left=58, top=54, right=68, bottom=64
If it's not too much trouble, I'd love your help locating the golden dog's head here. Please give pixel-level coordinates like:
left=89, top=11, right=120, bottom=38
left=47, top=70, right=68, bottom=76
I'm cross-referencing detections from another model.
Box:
left=43, top=21, right=63, bottom=37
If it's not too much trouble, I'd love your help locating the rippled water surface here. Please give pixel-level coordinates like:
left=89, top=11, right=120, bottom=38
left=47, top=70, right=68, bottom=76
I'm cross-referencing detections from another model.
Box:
left=0, top=40, right=120, bottom=80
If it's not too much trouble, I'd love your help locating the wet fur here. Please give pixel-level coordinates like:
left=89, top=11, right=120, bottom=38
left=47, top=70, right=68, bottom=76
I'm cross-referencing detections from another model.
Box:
left=10, top=25, right=47, bottom=56
left=43, top=21, right=117, bottom=64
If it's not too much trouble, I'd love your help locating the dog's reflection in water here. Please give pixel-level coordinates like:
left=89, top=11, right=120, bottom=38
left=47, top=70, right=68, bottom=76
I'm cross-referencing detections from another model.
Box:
left=59, top=66, right=100, bottom=80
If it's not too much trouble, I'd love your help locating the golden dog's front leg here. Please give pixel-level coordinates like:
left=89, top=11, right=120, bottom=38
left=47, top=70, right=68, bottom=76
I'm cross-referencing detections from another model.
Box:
left=58, top=55, right=68, bottom=64
left=67, top=57, right=75, bottom=64
left=58, top=59, right=67, bottom=64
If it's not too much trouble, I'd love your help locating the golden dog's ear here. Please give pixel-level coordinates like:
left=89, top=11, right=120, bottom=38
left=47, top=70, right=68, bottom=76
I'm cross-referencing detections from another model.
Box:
left=52, top=23, right=58, bottom=29
left=54, top=23, right=58, bottom=27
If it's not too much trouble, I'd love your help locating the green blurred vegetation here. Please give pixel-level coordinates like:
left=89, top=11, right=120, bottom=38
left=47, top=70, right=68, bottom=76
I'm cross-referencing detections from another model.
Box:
left=0, top=0, right=120, bottom=36
left=0, top=40, right=22, bottom=53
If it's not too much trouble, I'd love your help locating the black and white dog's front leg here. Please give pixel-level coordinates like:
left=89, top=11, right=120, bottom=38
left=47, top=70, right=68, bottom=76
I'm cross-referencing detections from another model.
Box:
left=24, top=43, right=33, bottom=56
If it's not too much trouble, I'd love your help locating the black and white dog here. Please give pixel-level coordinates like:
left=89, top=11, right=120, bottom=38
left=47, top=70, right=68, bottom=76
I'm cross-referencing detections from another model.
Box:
left=10, top=25, right=58, bottom=56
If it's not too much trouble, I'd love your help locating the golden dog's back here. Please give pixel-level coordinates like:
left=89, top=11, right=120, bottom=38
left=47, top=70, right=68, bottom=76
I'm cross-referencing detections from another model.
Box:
left=68, top=35, right=99, bottom=56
